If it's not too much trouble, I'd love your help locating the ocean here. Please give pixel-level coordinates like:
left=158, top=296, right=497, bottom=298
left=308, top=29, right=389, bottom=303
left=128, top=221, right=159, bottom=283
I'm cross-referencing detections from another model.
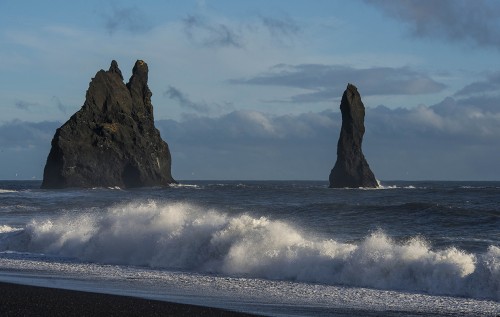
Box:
left=0, top=180, right=498, bottom=316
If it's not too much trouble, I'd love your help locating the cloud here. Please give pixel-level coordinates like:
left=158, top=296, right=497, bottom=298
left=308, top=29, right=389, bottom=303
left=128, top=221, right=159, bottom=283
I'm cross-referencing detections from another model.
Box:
left=260, top=16, right=300, bottom=38
left=101, top=4, right=152, bottom=34
left=364, top=0, right=500, bottom=50
left=154, top=92, right=500, bottom=180
left=15, top=98, right=68, bottom=115
left=52, top=96, right=67, bottom=114
left=365, top=97, right=500, bottom=180
left=0, top=120, right=60, bottom=179
left=164, top=86, right=234, bottom=115
left=2, top=90, right=499, bottom=181
left=369, top=98, right=500, bottom=142
left=183, top=15, right=242, bottom=48
left=15, top=100, right=39, bottom=111
left=181, top=14, right=303, bottom=49
left=231, top=64, right=446, bottom=102
left=156, top=110, right=339, bottom=180
left=164, top=86, right=210, bottom=114
left=0, top=120, right=58, bottom=149
left=454, top=71, right=500, bottom=96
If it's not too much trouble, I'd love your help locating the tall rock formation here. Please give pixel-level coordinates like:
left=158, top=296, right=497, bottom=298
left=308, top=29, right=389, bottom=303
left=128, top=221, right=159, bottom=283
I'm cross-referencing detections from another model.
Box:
left=41, top=60, right=176, bottom=189
left=329, top=84, right=378, bottom=188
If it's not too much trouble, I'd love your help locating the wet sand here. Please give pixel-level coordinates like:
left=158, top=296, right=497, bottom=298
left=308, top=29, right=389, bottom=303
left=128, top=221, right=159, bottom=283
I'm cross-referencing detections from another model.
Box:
left=0, top=281, right=260, bottom=316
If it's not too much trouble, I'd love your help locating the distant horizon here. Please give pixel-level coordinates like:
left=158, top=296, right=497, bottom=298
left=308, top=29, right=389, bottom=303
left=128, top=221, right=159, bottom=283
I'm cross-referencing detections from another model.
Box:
left=2, top=178, right=499, bottom=183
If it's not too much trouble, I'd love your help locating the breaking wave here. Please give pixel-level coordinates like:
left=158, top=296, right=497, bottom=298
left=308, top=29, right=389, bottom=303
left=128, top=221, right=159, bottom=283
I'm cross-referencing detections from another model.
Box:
left=1, top=201, right=498, bottom=300
left=0, top=225, right=22, bottom=233
left=0, top=189, right=17, bottom=194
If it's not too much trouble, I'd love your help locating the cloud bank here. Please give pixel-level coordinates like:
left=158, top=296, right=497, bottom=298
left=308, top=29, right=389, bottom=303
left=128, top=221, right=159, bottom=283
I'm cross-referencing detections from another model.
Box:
left=0, top=120, right=59, bottom=179
left=155, top=95, right=499, bottom=180
left=1, top=93, right=499, bottom=181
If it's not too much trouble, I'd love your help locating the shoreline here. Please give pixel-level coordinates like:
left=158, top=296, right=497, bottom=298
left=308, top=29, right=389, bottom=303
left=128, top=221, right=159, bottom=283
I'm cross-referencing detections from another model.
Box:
left=0, top=281, right=259, bottom=316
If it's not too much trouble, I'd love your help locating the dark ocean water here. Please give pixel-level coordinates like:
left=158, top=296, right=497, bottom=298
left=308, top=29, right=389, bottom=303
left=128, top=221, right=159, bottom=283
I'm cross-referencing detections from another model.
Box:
left=0, top=180, right=499, bottom=316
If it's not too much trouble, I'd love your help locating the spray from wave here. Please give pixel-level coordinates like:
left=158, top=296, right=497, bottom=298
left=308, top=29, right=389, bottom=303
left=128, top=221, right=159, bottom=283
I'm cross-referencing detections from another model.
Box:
left=1, top=201, right=498, bottom=300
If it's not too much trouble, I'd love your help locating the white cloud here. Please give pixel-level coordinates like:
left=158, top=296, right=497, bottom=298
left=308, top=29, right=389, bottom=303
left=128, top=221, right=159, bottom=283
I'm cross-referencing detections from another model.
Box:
left=2, top=92, right=499, bottom=181
left=408, top=105, right=445, bottom=130
left=369, top=96, right=500, bottom=140
left=155, top=95, right=500, bottom=180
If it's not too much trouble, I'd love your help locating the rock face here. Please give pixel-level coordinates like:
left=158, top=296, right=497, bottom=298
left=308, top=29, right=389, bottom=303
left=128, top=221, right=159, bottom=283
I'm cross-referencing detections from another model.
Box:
left=329, top=84, right=378, bottom=188
left=41, top=60, right=176, bottom=189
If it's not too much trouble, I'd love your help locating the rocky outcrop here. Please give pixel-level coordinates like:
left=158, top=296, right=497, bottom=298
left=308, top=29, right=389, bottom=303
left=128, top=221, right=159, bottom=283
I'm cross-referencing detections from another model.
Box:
left=41, top=60, right=176, bottom=189
left=329, top=84, right=377, bottom=188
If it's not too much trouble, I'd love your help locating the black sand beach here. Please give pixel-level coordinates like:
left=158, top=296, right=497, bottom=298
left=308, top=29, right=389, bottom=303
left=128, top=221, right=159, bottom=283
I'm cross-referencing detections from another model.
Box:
left=0, top=282, right=260, bottom=316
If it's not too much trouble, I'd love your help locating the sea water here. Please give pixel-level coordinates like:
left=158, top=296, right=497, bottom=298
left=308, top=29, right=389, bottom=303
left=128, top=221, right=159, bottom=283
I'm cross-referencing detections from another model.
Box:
left=0, top=180, right=498, bottom=316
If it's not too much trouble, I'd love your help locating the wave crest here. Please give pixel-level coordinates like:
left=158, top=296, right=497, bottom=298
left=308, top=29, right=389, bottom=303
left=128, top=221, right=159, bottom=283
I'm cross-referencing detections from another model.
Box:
left=3, top=200, right=499, bottom=300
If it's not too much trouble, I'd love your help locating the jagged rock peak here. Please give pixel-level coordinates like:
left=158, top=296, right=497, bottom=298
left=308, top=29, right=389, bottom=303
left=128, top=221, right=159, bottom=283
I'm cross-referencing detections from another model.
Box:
left=127, top=60, right=150, bottom=102
left=346, top=82, right=357, bottom=93
left=130, top=60, right=148, bottom=84
left=132, top=59, right=148, bottom=74
left=329, top=83, right=378, bottom=188
left=41, top=60, right=175, bottom=189
left=108, top=60, right=123, bottom=80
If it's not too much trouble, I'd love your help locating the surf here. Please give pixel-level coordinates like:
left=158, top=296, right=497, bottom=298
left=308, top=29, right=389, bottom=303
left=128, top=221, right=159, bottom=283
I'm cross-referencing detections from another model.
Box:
left=1, top=200, right=498, bottom=301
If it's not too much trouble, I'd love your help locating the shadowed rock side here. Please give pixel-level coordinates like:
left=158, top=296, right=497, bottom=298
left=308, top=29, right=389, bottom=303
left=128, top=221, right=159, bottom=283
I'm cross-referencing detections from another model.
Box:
left=41, top=60, right=176, bottom=189
left=329, top=84, right=377, bottom=188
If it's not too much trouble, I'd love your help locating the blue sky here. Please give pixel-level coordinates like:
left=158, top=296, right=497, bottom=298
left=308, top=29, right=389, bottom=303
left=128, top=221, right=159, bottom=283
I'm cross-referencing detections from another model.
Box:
left=1, top=0, right=499, bottom=181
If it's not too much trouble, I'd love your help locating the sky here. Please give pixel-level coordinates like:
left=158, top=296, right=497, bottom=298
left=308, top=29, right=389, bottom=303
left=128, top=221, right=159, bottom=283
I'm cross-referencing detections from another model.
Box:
left=1, top=0, right=499, bottom=181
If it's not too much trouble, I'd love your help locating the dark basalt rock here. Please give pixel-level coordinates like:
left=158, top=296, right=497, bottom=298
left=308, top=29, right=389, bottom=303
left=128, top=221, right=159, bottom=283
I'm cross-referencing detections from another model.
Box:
left=329, top=84, right=378, bottom=188
left=41, top=60, right=176, bottom=189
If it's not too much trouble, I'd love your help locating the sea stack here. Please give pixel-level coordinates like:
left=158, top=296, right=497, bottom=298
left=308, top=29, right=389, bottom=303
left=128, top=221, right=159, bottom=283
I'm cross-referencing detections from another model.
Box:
left=41, top=60, right=176, bottom=189
left=329, top=84, right=377, bottom=188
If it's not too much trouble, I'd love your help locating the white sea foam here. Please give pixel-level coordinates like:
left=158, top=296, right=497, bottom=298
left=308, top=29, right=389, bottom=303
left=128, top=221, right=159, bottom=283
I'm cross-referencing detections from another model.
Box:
left=0, top=189, right=17, bottom=194
left=3, top=201, right=499, bottom=300
left=170, top=183, right=200, bottom=189
left=0, top=225, right=22, bottom=233
left=376, top=183, right=417, bottom=190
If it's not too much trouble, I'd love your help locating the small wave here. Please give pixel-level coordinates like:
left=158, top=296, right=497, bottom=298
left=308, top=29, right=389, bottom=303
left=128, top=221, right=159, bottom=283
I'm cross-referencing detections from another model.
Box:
left=349, top=185, right=417, bottom=190
left=332, top=181, right=419, bottom=190
left=207, top=183, right=250, bottom=188
left=0, top=225, right=22, bottom=233
left=170, top=184, right=200, bottom=189
left=2, top=201, right=499, bottom=301
left=376, top=183, right=417, bottom=190
left=0, top=189, right=17, bottom=194
left=90, top=186, right=123, bottom=190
